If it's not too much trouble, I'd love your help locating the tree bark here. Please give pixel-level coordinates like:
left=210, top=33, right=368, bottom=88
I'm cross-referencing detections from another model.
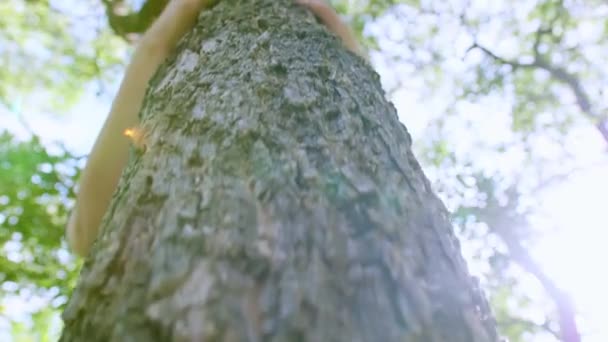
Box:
left=61, top=0, right=500, bottom=341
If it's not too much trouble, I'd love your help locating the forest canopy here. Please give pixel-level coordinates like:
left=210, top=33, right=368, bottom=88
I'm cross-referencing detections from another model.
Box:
left=0, top=0, right=606, bottom=341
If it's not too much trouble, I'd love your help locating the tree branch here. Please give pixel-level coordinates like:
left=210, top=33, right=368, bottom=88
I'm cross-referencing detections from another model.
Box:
left=472, top=186, right=582, bottom=342
left=468, top=22, right=607, bottom=146
left=101, top=0, right=169, bottom=39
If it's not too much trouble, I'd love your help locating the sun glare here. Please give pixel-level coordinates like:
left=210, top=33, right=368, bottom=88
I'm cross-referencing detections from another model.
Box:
left=534, top=165, right=608, bottom=341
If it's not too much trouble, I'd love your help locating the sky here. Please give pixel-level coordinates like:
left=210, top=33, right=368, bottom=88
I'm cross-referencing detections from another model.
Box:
left=376, top=65, right=608, bottom=342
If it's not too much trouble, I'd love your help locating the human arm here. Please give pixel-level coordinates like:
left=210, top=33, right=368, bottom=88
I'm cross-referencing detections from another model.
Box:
left=67, top=0, right=214, bottom=257
left=296, top=0, right=366, bottom=59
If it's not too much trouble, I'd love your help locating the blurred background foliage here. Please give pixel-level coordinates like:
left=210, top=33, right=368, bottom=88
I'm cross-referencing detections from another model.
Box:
left=1, top=0, right=606, bottom=341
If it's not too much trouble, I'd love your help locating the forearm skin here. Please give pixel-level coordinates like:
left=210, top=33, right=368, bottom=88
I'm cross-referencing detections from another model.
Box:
left=296, top=0, right=366, bottom=59
left=67, top=0, right=212, bottom=257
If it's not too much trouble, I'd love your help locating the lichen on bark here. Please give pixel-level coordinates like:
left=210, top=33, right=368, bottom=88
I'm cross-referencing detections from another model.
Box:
left=60, top=1, right=499, bottom=341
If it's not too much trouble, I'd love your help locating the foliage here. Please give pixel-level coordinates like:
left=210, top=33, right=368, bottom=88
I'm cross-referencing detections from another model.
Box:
left=0, top=0, right=126, bottom=111
left=0, top=131, right=81, bottom=339
left=365, top=0, right=607, bottom=340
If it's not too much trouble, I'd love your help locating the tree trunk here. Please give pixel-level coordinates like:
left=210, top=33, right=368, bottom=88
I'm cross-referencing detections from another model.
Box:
left=61, top=0, right=500, bottom=341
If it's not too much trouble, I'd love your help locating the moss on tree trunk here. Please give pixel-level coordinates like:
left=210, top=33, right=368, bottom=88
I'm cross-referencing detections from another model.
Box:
left=60, top=0, right=499, bottom=341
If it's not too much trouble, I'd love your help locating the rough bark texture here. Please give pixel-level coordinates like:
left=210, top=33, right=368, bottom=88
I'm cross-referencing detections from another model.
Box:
left=61, top=0, right=500, bottom=341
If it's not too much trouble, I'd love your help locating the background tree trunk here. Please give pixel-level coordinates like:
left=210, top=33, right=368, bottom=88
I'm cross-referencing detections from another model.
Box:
left=60, top=0, right=500, bottom=341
